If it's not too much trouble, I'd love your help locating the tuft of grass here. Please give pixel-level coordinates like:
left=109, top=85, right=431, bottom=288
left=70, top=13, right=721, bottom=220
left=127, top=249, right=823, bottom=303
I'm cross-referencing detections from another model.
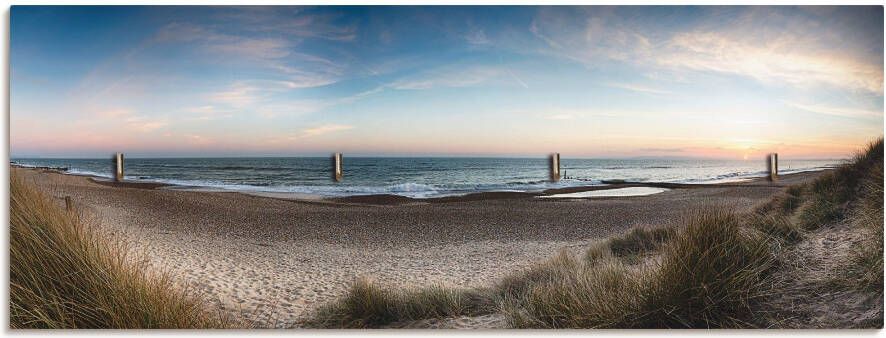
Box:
left=796, top=173, right=847, bottom=230
left=749, top=213, right=802, bottom=243
left=502, top=255, right=644, bottom=328
left=306, top=278, right=495, bottom=328
left=584, top=241, right=613, bottom=263
left=606, top=226, right=675, bottom=258
left=639, top=210, right=774, bottom=328
left=10, top=172, right=229, bottom=329
left=581, top=226, right=674, bottom=265
left=497, top=250, right=581, bottom=300
left=780, top=185, right=805, bottom=214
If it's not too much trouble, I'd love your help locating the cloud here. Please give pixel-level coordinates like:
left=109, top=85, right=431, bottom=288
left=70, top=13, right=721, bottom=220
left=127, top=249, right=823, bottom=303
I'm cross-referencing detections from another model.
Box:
left=390, top=65, right=525, bottom=90
left=785, top=101, right=883, bottom=119
left=217, top=7, right=358, bottom=42
left=606, top=82, right=673, bottom=96
left=637, top=147, right=686, bottom=153
left=528, top=7, right=884, bottom=94
left=661, top=30, right=884, bottom=94
left=299, top=124, right=354, bottom=138
left=465, top=29, right=490, bottom=45
left=544, top=114, right=575, bottom=120
left=209, top=83, right=262, bottom=108
left=86, top=108, right=169, bottom=133
left=184, top=105, right=233, bottom=121
left=152, top=21, right=347, bottom=89
left=207, top=37, right=291, bottom=59
left=121, top=114, right=169, bottom=132
left=268, top=65, right=342, bottom=89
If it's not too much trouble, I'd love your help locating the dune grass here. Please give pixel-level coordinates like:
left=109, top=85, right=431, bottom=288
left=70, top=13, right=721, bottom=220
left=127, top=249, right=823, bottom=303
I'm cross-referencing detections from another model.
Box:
left=307, top=278, right=496, bottom=328
left=504, top=210, right=773, bottom=328
left=309, top=138, right=883, bottom=329
left=796, top=139, right=883, bottom=231
left=10, top=172, right=229, bottom=329
left=605, top=226, right=675, bottom=258
left=843, top=140, right=884, bottom=292
left=581, top=225, right=674, bottom=264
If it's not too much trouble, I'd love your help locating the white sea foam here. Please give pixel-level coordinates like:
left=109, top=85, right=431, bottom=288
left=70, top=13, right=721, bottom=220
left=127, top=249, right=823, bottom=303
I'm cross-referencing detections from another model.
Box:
left=540, top=187, right=669, bottom=198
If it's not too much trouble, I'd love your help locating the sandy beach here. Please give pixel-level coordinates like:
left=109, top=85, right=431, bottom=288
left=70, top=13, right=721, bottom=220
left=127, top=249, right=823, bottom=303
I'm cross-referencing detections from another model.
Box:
left=13, top=167, right=829, bottom=327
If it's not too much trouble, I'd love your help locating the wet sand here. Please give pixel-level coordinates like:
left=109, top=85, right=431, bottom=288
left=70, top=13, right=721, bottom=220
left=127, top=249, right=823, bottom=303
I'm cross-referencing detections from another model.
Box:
left=13, top=166, right=828, bottom=327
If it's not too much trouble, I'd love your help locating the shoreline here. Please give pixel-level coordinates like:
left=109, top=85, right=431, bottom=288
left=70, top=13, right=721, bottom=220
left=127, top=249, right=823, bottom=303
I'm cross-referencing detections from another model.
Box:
left=11, top=163, right=833, bottom=206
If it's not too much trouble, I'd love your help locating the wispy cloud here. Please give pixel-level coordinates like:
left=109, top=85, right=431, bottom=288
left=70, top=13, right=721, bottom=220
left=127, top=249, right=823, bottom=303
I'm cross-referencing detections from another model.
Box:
left=208, top=83, right=263, bottom=108
left=786, top=101, right=883, bottom=119
left=217, top=7, right=358, bottom=42
left=125, top=116, right=168, bottom=132
left=638, top=147, right=686, bottom=153
left=465, top=28, right=490, bottom=45
left=529, top=7, right=884, bottom=94
left=544, top=114, right=575, bottom=120
left=153, top=21, right=347, bottom=89
left=662, top=30, right=883, bottom=94
left=299, top=124, right=354, bottom=138
left=606, top=82, right=673, bottom=96
left=391, top=65, right=527, bottom=90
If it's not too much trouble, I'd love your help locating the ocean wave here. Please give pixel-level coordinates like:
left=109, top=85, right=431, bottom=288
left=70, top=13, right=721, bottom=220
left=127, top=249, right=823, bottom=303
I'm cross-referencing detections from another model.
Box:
left=67, top=169, right=114, bottom=179
left=124, top=177, right=599, bottom=199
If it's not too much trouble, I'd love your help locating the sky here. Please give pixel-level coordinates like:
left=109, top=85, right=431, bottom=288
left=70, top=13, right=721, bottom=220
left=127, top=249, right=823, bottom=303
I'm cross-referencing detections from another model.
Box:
left=10, top=6, right=885, bottom=159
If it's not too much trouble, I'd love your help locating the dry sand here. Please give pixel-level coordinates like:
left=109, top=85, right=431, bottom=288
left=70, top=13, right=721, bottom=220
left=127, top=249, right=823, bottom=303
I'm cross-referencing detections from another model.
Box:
left=14, top=167, right=827, bottom=328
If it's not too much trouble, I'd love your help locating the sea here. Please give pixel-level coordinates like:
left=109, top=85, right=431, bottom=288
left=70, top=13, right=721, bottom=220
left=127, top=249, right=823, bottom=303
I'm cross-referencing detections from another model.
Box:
left=11, top=157, right=840, bottom=199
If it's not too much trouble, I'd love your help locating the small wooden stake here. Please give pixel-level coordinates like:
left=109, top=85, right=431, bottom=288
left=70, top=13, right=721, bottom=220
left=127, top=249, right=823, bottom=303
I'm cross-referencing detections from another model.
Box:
left=550, top=153, right=561, bottom=182
left=333, top=153, right=343, bottom=182
left=115, top=152, right=124, bottom=182
left=64, top=196, right=72, bottom=212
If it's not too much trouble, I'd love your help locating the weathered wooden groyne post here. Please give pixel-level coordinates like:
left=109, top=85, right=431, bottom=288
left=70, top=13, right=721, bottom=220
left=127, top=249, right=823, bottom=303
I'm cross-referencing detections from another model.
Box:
left=550, top=153, right=561, bottom=182
left=333, top=153, right=343, bottom=182
left=767, top=153, right=778, bottom=181
left=115, top=152, right=124, bottom=182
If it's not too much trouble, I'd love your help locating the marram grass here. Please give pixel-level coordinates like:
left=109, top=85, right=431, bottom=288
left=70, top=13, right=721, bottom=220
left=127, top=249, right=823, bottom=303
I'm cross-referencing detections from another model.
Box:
left=10, top=172, right=230, bottom=329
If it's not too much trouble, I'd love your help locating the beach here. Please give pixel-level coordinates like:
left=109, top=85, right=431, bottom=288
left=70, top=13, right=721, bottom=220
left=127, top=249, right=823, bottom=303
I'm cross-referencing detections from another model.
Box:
left=13, top=166, right=829, bottom=327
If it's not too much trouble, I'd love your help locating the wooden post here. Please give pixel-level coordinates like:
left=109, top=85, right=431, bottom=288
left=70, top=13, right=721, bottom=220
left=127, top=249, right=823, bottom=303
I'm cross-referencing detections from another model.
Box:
left=774, top=153, right=778, bottom=177
left=115, top=152, right=124, bottom=182
left=64, top=196, right=72, bottom=212
left=550, top=153, right=561, bottom=182
left=767, top=153, right=778, bottom=182
left=333, top=153, right=343, bottom=182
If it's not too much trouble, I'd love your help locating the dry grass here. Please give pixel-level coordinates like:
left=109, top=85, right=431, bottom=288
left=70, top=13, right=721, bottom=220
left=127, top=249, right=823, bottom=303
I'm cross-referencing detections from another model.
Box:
left=504, top=210, right=773, bottom=328
left=749, top=213, right=802, bottom=243
left=844, top=140, right=884, bottom=293
left=502, top=254, right=644, bottom=328
left=306, top=278, right=495, bottom=328
left=639, top=211, right=773, bottom=328
left=606, top=226, right=675, bottom=259
left=10, top=172, right=230, bottom=329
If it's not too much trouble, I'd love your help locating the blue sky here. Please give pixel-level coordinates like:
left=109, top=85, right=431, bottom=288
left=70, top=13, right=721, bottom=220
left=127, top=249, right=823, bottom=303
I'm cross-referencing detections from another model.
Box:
left=10, top=6, right=884, bottom=158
